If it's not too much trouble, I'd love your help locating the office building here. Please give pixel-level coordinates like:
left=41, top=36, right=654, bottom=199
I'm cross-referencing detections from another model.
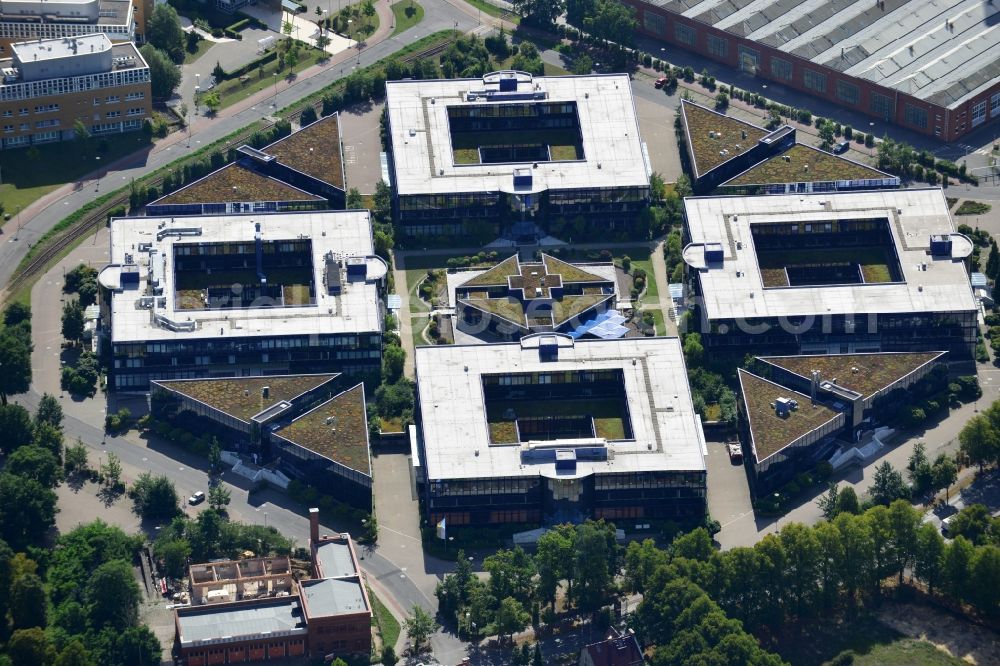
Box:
left=0, top=33, right=150, bottom=149
left=99, top=210, right=386, bottom=391
left=682, top=188, right=977, bottom=358
left=738, top=351, right=946, bottom=493
left=412, top=334, right=707, bottom=526
left=384, top=71, right=651, bottom=238
left=626, top=0, right=1000, bottom=141
left=0, top=0, right=138, bottom=53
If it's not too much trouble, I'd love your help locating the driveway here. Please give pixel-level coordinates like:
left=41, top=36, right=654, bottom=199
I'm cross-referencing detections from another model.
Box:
left=338, top=100, right=385, bottom=193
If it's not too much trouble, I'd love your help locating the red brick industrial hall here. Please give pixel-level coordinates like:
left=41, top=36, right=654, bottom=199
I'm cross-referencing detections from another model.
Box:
left=624, top=0, right=1000, bottom=141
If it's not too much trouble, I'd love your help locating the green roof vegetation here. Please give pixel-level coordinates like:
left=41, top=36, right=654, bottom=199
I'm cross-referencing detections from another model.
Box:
left=756, top=247, right=897, bottom=288
left=551, top=293, right=612, bottom=327
left=542, top=255, right=606, bottom=283
left=460, top=297, right=527, bottom=326
left=265, top=114, right=346, bottom=189
left=723, top=144, right=890, bottom=186
left=681, top=100, right=768, bottom=176
left=759, top=352, right=942, bottom=398
left=156, top=163, right=324, bottom=205
left=155, top=374, right=338, bottom=423
left=450, top=129, right=583, bottom=165
left=738, top=370, right=842, bottom=462
left=274, top=384, right=371, bottom=475
left=462, top=255, right=521, bottom=286
left=485, top=397, right=629, bottom=445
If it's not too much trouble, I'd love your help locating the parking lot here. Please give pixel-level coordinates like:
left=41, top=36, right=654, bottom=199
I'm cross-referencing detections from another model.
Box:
left=704, top=436, right=758, bottom=550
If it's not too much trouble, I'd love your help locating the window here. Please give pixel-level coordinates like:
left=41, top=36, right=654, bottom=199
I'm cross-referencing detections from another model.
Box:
left=2, top=125, right=11, bottom=133
left=836, top=80, right=859, bottom=105
left=707, top=34, right=727, bottom=58
left=18, top=108, right=27, bottom=116
left=738, top=45, right=759, bottom=73
left=19, top=123, right=28, bottom=130
left=971, top=100, right=986, bottom=127
left=106, top=111, right=120, bottom=118
left=905, top=103, right=927, bottom=128
left=675, top=23, right=696, bottom=46
left=125, top=91, right=144, bottom=101
left=803, top=69, right=826, bottom=93
left=105, top=95, right=119, bottom=103
left=870, top=92, right=894, bottom=119
left=34, top=119, right=59, bottom=128
left=643, top=10, right=666, bottom=36
left=770, top=57, right=792, bottom=81
left=1, top=110, right=9, bottom=117
left=126, top=107, right=144, bottom=116
left=992, top=92, right=1000, bottom=117
left=93, top=98, right=100, bottom=106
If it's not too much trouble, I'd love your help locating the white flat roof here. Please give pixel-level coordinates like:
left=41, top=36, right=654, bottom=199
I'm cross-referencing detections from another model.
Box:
left=107, top=211, right=382, bottom=344
left=12, top=32, right=110, bottom=62
left=385, top=73, right=649, bottom=196
left=683, top=188, right=977, bottom=322
left=415, top=336, right=707, bottom=481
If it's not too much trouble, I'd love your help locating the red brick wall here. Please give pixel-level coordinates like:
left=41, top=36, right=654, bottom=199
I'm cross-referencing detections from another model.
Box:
left=307, top=611, right=372, bottom=657
left=622, top=0, right=998, bottom=141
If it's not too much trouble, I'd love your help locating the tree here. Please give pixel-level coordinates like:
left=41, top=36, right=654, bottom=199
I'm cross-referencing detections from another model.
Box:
left=570, top=53, right=593, bottom=75
left=113, top=626, right=162, bottom=665
left=403, top=605, right=438, bottom=653
left=818, top=484, right=841, bottom=520
left=299, top=105, right=318, bottom=126
left=960, top=414, right=999, bottom=471
left=154, top=538, right=192, bottom=579
left=818, top=120, right=836, bottom=150
left=942, top=536, right=974, bottom=602
left=0, top=330, right=32, bottom=404
left=0, top=403, right=34, bottom=451
left=54, top=640, right=95, bottom=666
left=683, top=332, right=704, bottom=366
left=11, top=571, right=47, bottom=629
left=714, top=91, right=729, bottom=111
left=579, top=0, right=637, bottom=47
left=147, top=4, right=185, bottom=62
left=208, top=483, right=231, bottom=510
left=574, top=521, right=615, bottom=613
left=140, top=45, right=181, bottom=102
left=129, top=472, right=180, bottom=520
left=7, top=445, right=61, bottom=487
left=484, top=547, right=536, bottom=606
left=969, top=545, right=1000, bottom=615
left=208, top=439, right=223, bottom=472
left=0, top=473, right=58, bottom=550
left=869, top=461, right=909, bottom=506
left=4, top=301, right=31, bottom=327
left=948, top=504, right=994, bottom=545
left=286, top=48, right=299, bottom=70
left=101, top=452, right=123, bottom=487
left=496, top=596, right=530, bottom=642
left=212, top=61, right=226, bottom=82
left=64, top=439, right=89, bottom=474
left=914, top=522, right=945, bottom=595
left=73, top=118, right=91, bottom=145
left=347, top=186, right=364, bottom=209
left=202, top=90, right=221, bottom=115
left=382, top=344, right=406, bottom=383
left=61, top=300, right=85, bottom=345
left=8, top=627, right=54, bottom=666
left=536, top=526, right=575, bottom=605
left=931, top=454, right=958, bottom=502
left=380, top=645, right=397, bottom=666
left=36, top=392, right=63, bottom=430
left=86, top=559, right=141, bottom=629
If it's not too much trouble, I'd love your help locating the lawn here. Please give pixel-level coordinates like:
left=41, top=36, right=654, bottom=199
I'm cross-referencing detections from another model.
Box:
left=774, top=615, right=964, bottom=666
left=0, top=133, right=153, bottom=220
left=183, top=37, right=215, bottom=64
left=368, top=587, right=401, bottom=652
left=630, top=257, right=658, bottom=302
left=391, top=0, right=423, bottom=36
left=214, top=44, right=325, bottom=111
left=486, top=396, right=630, bottom=444
left=450, top=129, right=583, bottom=165
left=649, top=307, right=666, bottom=335
left=462, top=0, right=518, bottom=21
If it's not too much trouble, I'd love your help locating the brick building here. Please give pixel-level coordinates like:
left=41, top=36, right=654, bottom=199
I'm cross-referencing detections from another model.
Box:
left=0, top=33, right=151, bottom=149
left=0, top=0, right=142, bottom=54
left=174, top=514, right=371, bottom=664
left=625, top=0, right=1000, bottom=141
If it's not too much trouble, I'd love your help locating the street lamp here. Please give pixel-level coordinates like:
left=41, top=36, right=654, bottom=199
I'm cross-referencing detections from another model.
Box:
left=272, top=72, right=278, bottom=108
left=94, top=156, right=101, bottom=192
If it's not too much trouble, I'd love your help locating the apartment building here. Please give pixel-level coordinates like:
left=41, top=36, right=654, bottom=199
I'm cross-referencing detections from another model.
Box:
left=0, top=32, right=150, bottom=149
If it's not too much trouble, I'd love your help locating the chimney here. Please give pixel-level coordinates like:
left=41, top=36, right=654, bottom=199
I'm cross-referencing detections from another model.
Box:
left=811, top=370, right=821, bottom=402
left=309, top=507, right=320, bottom=545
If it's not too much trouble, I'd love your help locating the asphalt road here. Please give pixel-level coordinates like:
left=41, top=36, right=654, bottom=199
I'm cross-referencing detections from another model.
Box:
left=0, top=0, right=480, bottom=290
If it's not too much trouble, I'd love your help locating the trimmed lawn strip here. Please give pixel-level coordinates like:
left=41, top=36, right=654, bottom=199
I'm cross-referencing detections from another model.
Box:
left=631, top=257, right=657, bottom=302
left=486, top=397, right=629, bottom=444
left=462, top=0, right=518, bottom=21
left=391, top=0, right=424, bottom=36
left=367, top=587, right=401, bottom=651
left=183, top=38, right=215, bottom=64
left=649, top=308, right=665, bottom=335
left=756, top=247, right=897, bottom=286
left=215, top=44, right=324, bottom=111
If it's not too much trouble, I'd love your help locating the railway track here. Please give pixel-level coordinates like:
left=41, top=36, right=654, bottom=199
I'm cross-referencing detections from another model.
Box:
left=6, top=37, right=456, bottom=296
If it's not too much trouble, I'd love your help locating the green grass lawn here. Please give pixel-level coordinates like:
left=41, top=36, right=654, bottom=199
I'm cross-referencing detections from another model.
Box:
left=956, top=200, right=992, bottom=216
left=462, top=0, right=518, bottom=21
left=543, top=62, right=571, bottom=76
left=183, top=38, right=215, bottom=64
left=486, top=397, right=629, bottom=444
left=631, top=257, right=658, bottom=302
left=215, top=45, right=324, bottom=111
left=649, top=307, right=666, bottom=335
left=0, top=133, right=153, bottom=221
left=391, top=0, right=423, bottom=36
left=756, top=247, right=898, bottom=287
left=367, top=587, right=400, bottom=652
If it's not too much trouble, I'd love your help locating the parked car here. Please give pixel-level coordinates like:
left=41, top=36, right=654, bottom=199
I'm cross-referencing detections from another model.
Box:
left=834, top=140, right=850, bottom=154
left=727, top=441, right=743, bottom=464
left=941, top=515, right=954, bottom=537
left=654, top=77, right=668, bottom=89
left=188, top=491, right=206, bottom=506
